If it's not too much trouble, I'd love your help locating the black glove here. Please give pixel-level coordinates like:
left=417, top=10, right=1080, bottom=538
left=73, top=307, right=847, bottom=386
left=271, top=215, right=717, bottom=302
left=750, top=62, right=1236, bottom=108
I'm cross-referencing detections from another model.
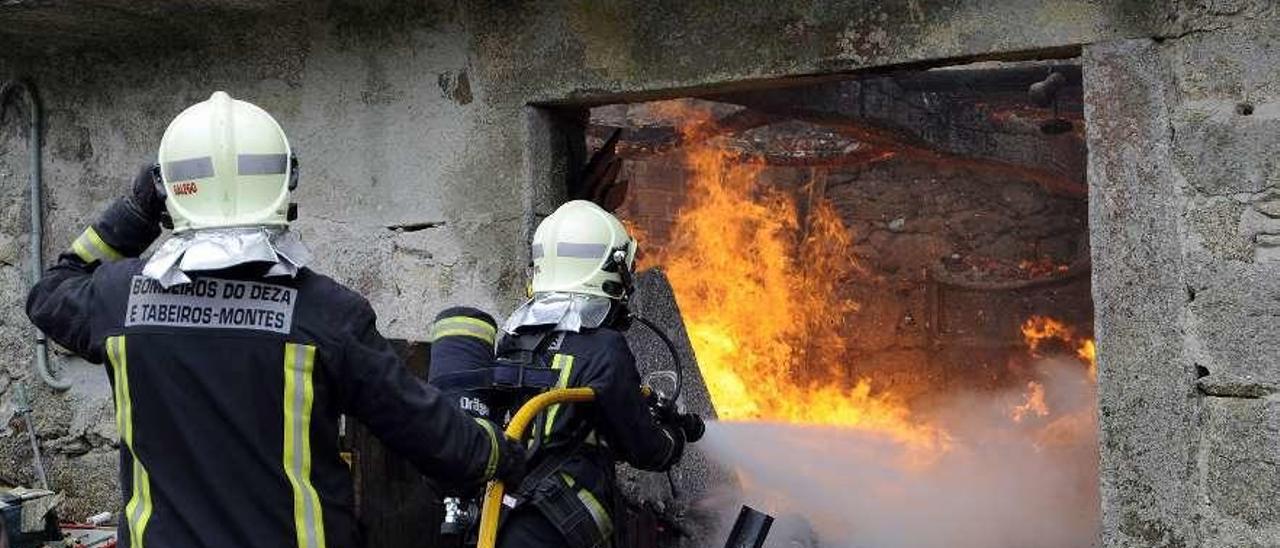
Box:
left=123, top=163, right=167, bottom=226
left=676, top=413, right=705, bottom=443
left=494, top=434, right=528, bottom=488
left=649, top=396, right=704, bottom=444
left=649, top=395, right=679, bottom=424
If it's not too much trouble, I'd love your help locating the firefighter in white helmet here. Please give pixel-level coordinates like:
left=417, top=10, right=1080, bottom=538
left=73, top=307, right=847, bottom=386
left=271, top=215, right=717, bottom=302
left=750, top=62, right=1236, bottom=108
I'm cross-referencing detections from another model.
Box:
left=27, top=91, right=525, bottom=548
left=426, top=200, right=703, bottom=547
left=158, top=90, right=295, bottom=233
left=528, top=198, right=639, bottom=300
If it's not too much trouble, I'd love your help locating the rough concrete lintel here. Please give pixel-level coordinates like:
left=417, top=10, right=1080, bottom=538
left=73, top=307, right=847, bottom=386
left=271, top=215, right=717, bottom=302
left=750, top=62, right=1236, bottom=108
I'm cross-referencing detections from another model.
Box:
left=525, top=16, right=1256, bottom=111
left=529, top=44, right=1085, bottom=108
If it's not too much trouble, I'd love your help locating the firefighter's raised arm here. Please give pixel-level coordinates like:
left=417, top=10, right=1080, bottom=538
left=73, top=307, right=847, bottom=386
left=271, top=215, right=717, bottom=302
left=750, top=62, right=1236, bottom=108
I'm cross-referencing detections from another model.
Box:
left=26, top=165, right=164, bottom=363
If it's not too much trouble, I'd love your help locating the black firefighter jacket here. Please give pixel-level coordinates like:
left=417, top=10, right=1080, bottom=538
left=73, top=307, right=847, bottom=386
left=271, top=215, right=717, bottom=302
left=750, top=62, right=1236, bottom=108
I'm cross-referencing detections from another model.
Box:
left=25, top=199, right=503, bottom=548
left=500, top=326, right=681, bottom=545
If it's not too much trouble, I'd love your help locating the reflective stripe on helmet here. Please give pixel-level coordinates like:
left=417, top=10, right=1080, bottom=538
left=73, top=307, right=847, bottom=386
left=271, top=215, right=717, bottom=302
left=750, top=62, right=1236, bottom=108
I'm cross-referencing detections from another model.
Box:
left=555, top=242, right=608, bottom=259
left=238, top=153, right=290, bottom=176
left=430, top=316, right=497, bottom=346
left=163, top=156, right=216, bottom=181
left=283, top=343, right=326, bottom=548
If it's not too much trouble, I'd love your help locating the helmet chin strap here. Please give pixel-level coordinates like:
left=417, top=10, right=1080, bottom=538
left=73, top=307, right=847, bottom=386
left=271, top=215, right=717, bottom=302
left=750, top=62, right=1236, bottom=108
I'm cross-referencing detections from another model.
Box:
left=286, top=152, right=300, bottom=221
left=601, top=247, right=636, bottom=329
left=611, top=248, right=634, bottom=300
left=150, top=163, right=174, bottom=229
left=601, top=246, right=635, bottom=302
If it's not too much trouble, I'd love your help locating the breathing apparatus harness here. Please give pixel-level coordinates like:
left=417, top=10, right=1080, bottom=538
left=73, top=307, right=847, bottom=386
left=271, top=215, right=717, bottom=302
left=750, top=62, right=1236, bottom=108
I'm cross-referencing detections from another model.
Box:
left=432, top=246, right=686, bottom=414
left=433, top=247, right=699, bottom=545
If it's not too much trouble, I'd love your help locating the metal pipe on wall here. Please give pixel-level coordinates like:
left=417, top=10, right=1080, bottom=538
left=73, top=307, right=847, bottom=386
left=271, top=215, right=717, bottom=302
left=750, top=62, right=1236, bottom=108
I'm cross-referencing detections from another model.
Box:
left=2, top=79, right=71, bottom=391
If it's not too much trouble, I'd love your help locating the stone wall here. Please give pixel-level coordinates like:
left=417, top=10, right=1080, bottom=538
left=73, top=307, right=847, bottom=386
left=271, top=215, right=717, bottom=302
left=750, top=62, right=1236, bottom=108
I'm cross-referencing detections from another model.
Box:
left=1085, top=10, right=1280, bottom=545
left=1, top=0, right=1277, bottom=545
left=829, top=159, right=1092, bottom=400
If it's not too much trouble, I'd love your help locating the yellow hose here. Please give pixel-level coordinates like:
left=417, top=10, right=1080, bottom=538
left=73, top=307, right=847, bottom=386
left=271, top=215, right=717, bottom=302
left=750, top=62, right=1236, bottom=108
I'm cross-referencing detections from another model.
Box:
left=477, top=387, right=597, bottom=548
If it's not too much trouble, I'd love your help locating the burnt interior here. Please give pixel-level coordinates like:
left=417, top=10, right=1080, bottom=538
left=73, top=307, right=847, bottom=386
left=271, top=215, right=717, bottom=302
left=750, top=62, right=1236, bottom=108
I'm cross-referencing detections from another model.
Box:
left=584, top=60, right=1091, bottom=406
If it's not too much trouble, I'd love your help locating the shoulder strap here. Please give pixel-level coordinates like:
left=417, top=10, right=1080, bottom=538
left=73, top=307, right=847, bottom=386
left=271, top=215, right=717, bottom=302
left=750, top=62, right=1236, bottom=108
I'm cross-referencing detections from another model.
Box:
left=497, top=329, right=560, bottom=364
left=431, top=330, right=567, bottom=393
left=429, top=366, right=562, bottom=392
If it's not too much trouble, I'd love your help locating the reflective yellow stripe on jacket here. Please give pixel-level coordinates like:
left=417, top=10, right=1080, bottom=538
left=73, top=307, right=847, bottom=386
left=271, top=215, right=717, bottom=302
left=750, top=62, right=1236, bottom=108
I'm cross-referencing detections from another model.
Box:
left=71, top=226, right=124, bottom=264
left=560, top=472, right=614, bottom=538
left=543, top=354, right=576, bottom=438
left=474, top=418, right=500, bottom=481
left=107, top=336, right=153, bottom=547
left=429, top=315, right=496, bottom=346
left=283, top=343, right=326, bottom=548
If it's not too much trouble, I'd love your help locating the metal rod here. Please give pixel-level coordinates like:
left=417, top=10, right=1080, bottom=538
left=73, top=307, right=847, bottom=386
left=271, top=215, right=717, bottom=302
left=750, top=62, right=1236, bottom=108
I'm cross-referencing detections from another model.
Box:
left=13, top=383, right=50, bottom=489
left=2, top=79, right=70, bottom=391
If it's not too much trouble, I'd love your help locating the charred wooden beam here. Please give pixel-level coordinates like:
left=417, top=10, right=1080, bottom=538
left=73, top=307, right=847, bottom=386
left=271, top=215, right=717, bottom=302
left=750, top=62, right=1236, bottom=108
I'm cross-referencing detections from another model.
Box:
left=571, top=127, right=623, bottom=206
left=590, top=121, right=898, bottom=168
left=889, top=63, right=1082, bottom=98
left=704, top=74, right=1087, bottom=196
left=732, top=146, right=896, bottom=168
left=587, top=108, right=773, bottom=157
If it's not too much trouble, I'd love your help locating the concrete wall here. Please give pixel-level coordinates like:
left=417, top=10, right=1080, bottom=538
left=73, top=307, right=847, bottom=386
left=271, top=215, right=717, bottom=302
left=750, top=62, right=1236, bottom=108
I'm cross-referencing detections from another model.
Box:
left=1, top=0, right=1277, bottom=544
left=1, top=2, right=531, bottom=517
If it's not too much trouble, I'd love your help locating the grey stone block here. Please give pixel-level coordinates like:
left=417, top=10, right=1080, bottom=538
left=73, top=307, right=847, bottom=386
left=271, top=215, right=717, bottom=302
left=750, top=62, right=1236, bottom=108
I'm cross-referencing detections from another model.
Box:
left=1186, top=261, right=1280, bottom=387
left=1085, top=39, right=1200, bottom=548
left=1171, top=108, right=1280, bottom=198
left=1198, top=395, right=1280, bottom=547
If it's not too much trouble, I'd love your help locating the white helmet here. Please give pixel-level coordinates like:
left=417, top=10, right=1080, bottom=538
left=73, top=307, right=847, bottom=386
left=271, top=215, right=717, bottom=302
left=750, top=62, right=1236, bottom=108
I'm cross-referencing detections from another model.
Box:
left=531, top=200, right=637, bottom=299
left=157, top=91, right=297, bottom=233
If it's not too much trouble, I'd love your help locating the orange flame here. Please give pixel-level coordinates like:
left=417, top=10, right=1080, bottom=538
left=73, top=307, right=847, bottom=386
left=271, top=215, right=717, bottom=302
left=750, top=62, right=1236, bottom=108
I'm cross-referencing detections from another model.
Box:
left=1012, top=316, right=1099, bottom=453
left=1020, top=316, right=1074, bottom=352
left=1010, top=381, right=1050, bottom=422
left=611, top=101, right=1100, bottom=539
left=647, top=106, right=946, bottom=452
left=1021, top=316, right=1097, bottom=379
left=1077, top=339, right=1097, bottom=379
left=630, top=103, right=1096, bottom=460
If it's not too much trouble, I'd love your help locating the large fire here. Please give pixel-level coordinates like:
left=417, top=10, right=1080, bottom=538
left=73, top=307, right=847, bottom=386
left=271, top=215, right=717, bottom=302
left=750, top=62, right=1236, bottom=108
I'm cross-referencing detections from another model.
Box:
left=644, top=109, right=946, bottom=452
left=637, top=104, right=1096, bottom=456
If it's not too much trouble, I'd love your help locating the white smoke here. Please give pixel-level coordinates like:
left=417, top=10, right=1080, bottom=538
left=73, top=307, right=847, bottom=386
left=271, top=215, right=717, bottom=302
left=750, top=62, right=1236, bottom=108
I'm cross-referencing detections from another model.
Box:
left=697, top=357, right=1100, bottom=548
